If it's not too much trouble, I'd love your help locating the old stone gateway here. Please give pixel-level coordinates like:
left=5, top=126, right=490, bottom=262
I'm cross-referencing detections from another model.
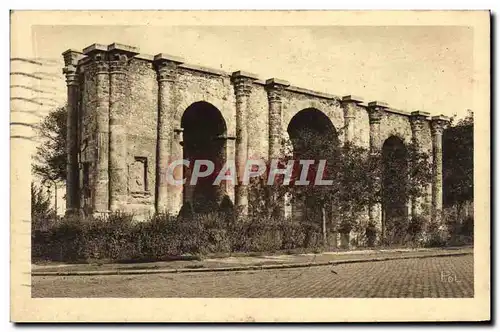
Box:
left=62, top=43, right=449, bottom=241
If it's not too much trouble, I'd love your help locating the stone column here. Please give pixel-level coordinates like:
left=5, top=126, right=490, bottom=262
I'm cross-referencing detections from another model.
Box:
left=169, top=128, right=184, bottom=215
left=265, top=78, right=290, bottom=217
left=231, top=71, right=257, bottom=215
left=367, top=101, right=387, bottom=150
left=337, top=96, right=363, bottom=246
left=107, top=44, right=139, bottom=212
left=431, top=115, right=450, bottom=224
left=341, top=95, right=363, bottom=144
left=265, top=78, right=290, bottom=161
left=82, top=44, right=110, bottom=214
left=409, top=111, right=431, bottom=221
left=62, top=49, right=84, bottom=215
left=225, top=136, right=237, bottom=204
left=153, top=54, right=184, bottom=214
left=367, top=101, right=387, bottom=240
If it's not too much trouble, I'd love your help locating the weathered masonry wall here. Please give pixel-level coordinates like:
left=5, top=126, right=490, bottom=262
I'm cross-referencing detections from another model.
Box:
left=63, top=42, right=449, bottom=230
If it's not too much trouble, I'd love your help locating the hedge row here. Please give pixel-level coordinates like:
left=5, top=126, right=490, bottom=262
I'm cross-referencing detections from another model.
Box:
left=32, top=211, right=473, bottom=263
left=32, top=213, right=327, bottom=262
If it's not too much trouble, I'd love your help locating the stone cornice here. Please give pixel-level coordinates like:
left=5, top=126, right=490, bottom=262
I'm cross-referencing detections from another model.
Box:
left=134, top=54, right=154, bottom=61
left=62, top=49, right=85, bottom=85
left=253, top=80, right=339, bottom=101
left=82, top=43, right=108, bottom=55
left=107, top=43, right=140, bottom=54
left=410, top=110, right=431, bottom=121
left=385, top=108, right=411, bottom=116
left=231, top=71, right=258, bottom=80
left=368, top=101, right=390, bottom=108
left=366, top=101, right=388, bottom=124
left=265, top=78, right=290, bottom=103
left=265, top=78, right=290, bottom=87
left=108, top=44, right=139, bottom=73
left=155, top=62, right=179, bottom=83
left=70, top=42, right=450, bottom=118
left=431, top=115, right=450, bottom=122
left=131, top=54, right=229, bottom=77
left=62, top=49, right=84, bottom=66
left=430, top=115, right=450, bottom=135
left=341, top=96, right=363, bottom=119
left=231, top=71, right=258, bottom=97
left=179, top=63, right=228, bottom=77
left=153, top=54, right=184, bottom=82
left=153, top=53, right=184, bottom=65
left=77, top=56, right=91, bottom=66
left=409, top=110, right=431, bottom=132
left=341, top=95, right=364, bottom=104
left=80, top=43, right=139, bottom=74
left=287, top=85, right=338, bottom=100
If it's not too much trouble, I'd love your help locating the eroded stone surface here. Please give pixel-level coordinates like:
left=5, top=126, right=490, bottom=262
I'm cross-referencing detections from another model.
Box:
left=63, top=43, right=448, bottom=225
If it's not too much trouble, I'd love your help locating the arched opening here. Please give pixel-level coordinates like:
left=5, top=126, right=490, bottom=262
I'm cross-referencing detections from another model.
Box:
left=181, top=101, right=227, bottom=213
left=382, top=135, right=409, bottom=244
left=287, top=108, right=339, bottom=159
left=286, top=108, right=339, bottom=235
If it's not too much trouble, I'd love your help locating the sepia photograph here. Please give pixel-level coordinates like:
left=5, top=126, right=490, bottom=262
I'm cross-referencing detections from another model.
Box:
left=9, top=10, right=490, bottom=322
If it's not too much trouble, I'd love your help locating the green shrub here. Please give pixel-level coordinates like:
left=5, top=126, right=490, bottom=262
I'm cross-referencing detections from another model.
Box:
left=460, top=215, right=474, bottom=238
left=246, top=216, right=283, bottom=252
left=446, top=215, right=474, bottom=246
left=280, top=218, right=306, bottom=249
left=365, top=222, right=377, bottom=247
left=301, top=220, right=323, bottom=249
left=423, top=222, right=448, bottom=247
left=32, top=205, right=467, bottom=263
left=55, top=219, right=85, bottom=260
left=408, top=215, right=425, bottom=238
left=147, top=214, right=181, bottom=258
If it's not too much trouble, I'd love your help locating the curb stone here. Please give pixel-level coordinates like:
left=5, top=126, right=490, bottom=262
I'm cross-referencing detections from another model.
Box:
left=31, top=251, right=472, bottom=277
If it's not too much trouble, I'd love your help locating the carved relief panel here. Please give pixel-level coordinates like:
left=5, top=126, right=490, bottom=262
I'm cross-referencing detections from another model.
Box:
left=129, top=156, right=148, bottom=193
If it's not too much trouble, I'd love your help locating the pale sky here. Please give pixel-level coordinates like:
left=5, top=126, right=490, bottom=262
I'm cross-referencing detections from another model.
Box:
left=9, top=22, right=477, bottom=216
left=29, top=25, right=474, bottom=119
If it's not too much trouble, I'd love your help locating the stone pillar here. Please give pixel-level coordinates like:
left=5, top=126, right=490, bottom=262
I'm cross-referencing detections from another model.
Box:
left=62, top=49, right=84, bottom=215
left=225, top=136, right=237, bottom=204
left=265, top=78, right=290, bottom=161
left=153, top=54, right=184, bottom=214
left=367, top=101, right=387, bottom=240
left=431, top=115, right=450, bottom=224
left=336, top=96, right=363, bottom=246
left=265, top=78, right=290, bottom=217
left=409, top=111, right=431, bottom=221
left=169, top=128, right=184, bottom=215
left=367, top=101, right=387, bottom=150
left=231, top=71, right=257, bottom=215
left=107, top=44, right=139, bottom=212
left=341, top=96, right=363, bottom=144
left=83, top=44, right=110, bottom=214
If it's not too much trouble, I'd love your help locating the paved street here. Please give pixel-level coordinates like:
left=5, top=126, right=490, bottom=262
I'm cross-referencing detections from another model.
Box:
left=32, top=255, right=473, bottom=298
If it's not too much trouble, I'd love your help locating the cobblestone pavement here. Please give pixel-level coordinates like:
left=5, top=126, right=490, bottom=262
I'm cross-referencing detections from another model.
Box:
left=32, top=255, right=473, bottom=298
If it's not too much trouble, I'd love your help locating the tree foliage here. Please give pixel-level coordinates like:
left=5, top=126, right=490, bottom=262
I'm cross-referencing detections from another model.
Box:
left=31, top=182, right=56, bottom=231
left=443, top=110, right=474, bottom=207
left=248, top=125, right=433, bottom=244
left=32, top=106, right=67, bottom=183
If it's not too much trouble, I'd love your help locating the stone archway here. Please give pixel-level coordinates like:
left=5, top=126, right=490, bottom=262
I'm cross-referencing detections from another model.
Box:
left=181, top=101, right=227, bottom=213
left=382, top=135, right=409, bottom=244
left=286, top=108, right=339, bottom=230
